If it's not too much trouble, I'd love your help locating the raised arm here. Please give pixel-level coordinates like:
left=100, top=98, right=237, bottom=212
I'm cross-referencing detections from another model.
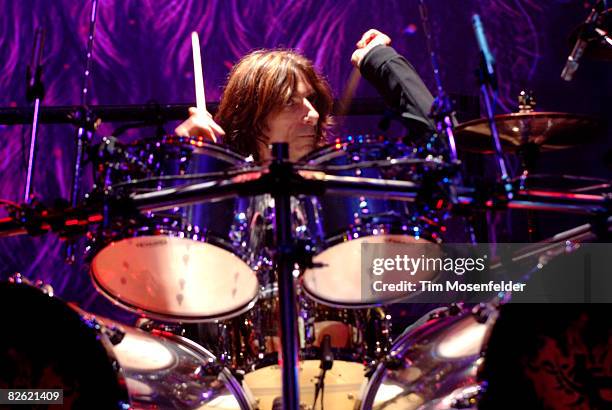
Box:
left=352, top=29, right=436, bottom=135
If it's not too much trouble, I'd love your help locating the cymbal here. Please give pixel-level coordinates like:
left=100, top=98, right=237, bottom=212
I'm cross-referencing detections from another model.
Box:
left=454, top=112, right=602, bottom=154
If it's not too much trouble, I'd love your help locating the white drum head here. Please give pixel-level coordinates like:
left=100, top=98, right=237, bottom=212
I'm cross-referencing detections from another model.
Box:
left=244, top=360, right=365, bottom=410
left=303, top=234, right=440, bottom=307
left=436, top=316, right=490, bottom=359
left=91, top=236, right=258, bottom=321
left=112, top=326, right=176, bottom=371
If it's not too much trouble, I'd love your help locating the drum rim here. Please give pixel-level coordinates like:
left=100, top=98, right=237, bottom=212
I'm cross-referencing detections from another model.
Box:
left=300, top=277, right=398, bottom=309
left=300, top=135, right=404, bottom=163
left=357, top=306, right=473, bottom=410
left=79, top=298, right=255, bottom=409
left=358, top=304, right=499, bottom=409
left=320, top=221, right=442, bottom=247
left=87, top=226, right=252, bottom=263
left=131, top=135, right=248, bottom=162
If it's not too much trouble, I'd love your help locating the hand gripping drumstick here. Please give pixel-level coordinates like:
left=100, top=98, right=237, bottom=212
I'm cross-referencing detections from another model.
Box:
left=191, top=31, right=216, bottom=142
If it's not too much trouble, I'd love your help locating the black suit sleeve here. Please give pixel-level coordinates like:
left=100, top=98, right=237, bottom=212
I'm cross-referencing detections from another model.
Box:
left=360, top=45, right=436, bottom=135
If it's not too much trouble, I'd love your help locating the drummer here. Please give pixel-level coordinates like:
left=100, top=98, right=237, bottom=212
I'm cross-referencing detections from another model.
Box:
left=175, top=49, right=333, bottom=162
left=175, top=29, right=435, bottom=159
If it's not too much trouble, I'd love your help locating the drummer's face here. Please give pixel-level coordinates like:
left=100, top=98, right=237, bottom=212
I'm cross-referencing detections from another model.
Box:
left=262, top=76, right=319, bottom=161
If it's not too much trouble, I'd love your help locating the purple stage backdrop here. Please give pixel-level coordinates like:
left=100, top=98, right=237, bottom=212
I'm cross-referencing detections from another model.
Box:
left=0, top=0, right=609, bottom=322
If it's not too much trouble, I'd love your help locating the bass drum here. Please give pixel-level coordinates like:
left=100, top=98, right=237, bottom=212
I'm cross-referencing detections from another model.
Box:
left=356, top=303, right=498, bottom=410
left=300, top=136, right=446, bottom=308
left=207, top=285, right=391, bottom=410
left=0, top=279, right=255, bottom=410
left=88, top=136, right=259, bottom=322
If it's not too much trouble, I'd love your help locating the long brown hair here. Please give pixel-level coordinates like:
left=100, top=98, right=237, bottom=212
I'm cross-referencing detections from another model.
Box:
left=216, top=49, right=333, bottom=161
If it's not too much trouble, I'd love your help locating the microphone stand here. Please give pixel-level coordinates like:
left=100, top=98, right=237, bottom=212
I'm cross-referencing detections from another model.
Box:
left=23, top=27, right=46, bottom=202
left=66, top=0, right=101, bottom=263
left=472, top=14, right=513, bottom=201
left=312, top=334, right=333, bottom=410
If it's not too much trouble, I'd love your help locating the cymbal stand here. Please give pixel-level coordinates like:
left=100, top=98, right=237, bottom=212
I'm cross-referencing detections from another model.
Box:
left=516, top=90, right=539, bottom=240
left=419, top=0, right=477, bottom=242
left=418, top=0, right=458, bottom=165
left=66, top=0, right=100, bottom=263
left=23, top=27, right=45, bottom=202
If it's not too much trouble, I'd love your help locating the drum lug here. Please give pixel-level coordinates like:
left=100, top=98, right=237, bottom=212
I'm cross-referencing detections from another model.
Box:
left=8, top=273, right=54, bottom=296
left=381, top=353, right=404, bottom=371
left=135, top=317, right=185, bottom=336
left=448, top=302, right=463, bottom=316
left=429, top=302, right=463, bottom=320
left=363, top=361, right=379, bottom=378
left=8, top=272, right=25, bottom=284
left=105, top=325, right=126, bottom=345
left=231, top=368, right=246, bottom=383
left=449, top=383, right=486, bottom=409
left=472, top=303, right=494, bottom=324
left=82, top=315, right=126, bottom=345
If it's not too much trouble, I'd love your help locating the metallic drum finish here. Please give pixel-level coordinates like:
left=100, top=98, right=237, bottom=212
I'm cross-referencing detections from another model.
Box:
left=357, top=304, right=498, bottom=410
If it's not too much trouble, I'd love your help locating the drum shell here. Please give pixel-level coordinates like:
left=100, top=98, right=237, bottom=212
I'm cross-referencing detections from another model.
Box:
left=92, top=136, right=249, bottom=247
left=203, top=287, right=387, bottom=410
left=356, top=304, right=497, bottom=410
left=208, top=286, right=391, bottom=371
left=300, top=137, right=446, bottom=308
left=87, top=138, right=259, bottom=322
left=299, top=136, right=430, bottom=242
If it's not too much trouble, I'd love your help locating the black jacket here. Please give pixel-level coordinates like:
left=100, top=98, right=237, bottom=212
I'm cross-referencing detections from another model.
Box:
left=360, top=45, right=437, bottom=136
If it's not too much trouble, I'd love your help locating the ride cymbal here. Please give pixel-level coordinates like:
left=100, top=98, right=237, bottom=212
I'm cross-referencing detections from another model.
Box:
left=454, top=112, right=602, bottom=153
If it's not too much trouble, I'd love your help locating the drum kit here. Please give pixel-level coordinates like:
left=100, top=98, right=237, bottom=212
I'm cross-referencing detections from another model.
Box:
left=1, top=3, right=611, bottom=410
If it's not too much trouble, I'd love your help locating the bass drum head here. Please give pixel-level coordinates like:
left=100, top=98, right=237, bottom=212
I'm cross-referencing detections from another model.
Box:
left=0, top=282, right=130, bottom=409
left=243, top=360, right=365, bottom=410
left=91, top=236, right=259, bottom=322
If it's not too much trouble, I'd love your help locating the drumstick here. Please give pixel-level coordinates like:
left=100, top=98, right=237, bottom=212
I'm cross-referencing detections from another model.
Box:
left=335, top=67, right=362, bottom=127
left=191, top=31, right=206, bottom=110
left=191, top=31, right=217, bottom=142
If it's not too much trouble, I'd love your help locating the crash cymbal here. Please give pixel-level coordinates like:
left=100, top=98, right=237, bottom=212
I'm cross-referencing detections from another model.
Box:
left=454, top=112, right=602, bottom=154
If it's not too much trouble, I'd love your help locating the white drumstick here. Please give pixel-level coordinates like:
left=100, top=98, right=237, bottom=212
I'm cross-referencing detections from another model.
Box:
left=191, top=31, right=206, bottom=111
left=191, top=31, right=217, bottom=142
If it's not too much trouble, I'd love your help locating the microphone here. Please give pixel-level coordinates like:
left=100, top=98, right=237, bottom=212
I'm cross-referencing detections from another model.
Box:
left=319, top=334, right=333, bottom=370
left=472, top=14, right=495, bottom=80
left=561, top=2, right=603, bottom=81
left=26, top=27, right=46, bottom=102
left=312, top=334, right=334, bottom=409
